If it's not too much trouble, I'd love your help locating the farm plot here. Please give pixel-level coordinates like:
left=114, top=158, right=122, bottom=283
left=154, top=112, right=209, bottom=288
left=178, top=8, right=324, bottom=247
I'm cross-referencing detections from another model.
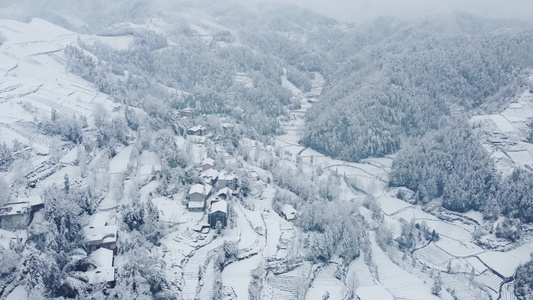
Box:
left=137, top=151, right=161, bottom=180
left=306, top=264, right=347, bottom=300
left=222, top=254, right=262, bottom=300
left=180, top=239, right=225, bottom=300
left=109, top=145, right=133, bottom=174
left=435, top=237, right=484, bottom=258
left=414, top=242, right=454, bottom=270
left=151, top=196, right=183, bottom=223
left=0, top=122, right=54, bottom=153
left=160, top=230, right=196, bottom=292
left=263, top=213, right=281, bottom=260
left=370, top=233, right=439, bottom=300
left=377, top=194, right=413, bottom=216
left=262, top=269, right=304, bottom=300
left=441, top=272, right=492, bottom=300
left=197, top=258, right=216, bottom=300
left=500, top=282, right=517, bottom=300
left=234, top=204, right=260, bottom=252
left=345, top=254, right=376, bottom=291
left=475, top=270, right=503, bottom=296
left=25, top=159, right=65, bottom=186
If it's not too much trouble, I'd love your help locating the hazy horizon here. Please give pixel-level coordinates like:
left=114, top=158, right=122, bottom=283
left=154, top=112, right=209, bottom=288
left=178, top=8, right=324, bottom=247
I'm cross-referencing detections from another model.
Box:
left=231, top=0, right=533, bottom=23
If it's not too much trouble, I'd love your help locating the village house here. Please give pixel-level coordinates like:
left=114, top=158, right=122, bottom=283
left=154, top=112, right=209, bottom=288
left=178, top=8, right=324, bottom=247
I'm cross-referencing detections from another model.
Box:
left=188, top=183, right=212, bottom=211
left=177, top=107, right=197, bottom=119
left=200, top=168, right=219, bottom=186
left=282, top=204, right=297, bottom=221
left=0, top=202, right=31, bottom=229
left=208, top=200, right=227, bottom=228
left=202, top=157, right=215, bottom=171
left=217, top=171, right=238, bottom=190
left=85, top=247, right=116, bottom=287
left=83, top=224, right=118, bottom=254
left=0, top=196, right=44, bottom=230
left=217, top=187, right=232, bottom=200
left=221, top=122, right=234, bottom=132
left=187, top=125, right=208, bottom=136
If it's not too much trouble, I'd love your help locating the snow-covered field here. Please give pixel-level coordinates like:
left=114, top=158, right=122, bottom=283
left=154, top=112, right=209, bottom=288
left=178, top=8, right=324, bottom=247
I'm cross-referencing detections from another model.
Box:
left=1, top=16, right=531, bottom=300
left=471, top=87, right=533, bottom=176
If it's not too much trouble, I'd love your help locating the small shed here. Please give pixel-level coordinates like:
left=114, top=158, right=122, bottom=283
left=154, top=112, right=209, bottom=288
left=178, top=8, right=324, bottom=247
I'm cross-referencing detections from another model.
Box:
left=281, top=204, right=297, bottom=221
left=208, top=200, right=228, bottom=228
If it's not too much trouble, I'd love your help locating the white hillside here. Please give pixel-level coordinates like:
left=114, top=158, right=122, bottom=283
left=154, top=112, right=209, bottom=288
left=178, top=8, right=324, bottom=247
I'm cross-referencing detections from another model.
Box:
left=0, top=18, right=118, bottom=154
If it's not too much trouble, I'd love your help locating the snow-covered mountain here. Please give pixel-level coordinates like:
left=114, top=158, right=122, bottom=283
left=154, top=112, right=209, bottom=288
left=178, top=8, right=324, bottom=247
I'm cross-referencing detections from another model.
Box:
left=1, top=2, right=533, bottom=300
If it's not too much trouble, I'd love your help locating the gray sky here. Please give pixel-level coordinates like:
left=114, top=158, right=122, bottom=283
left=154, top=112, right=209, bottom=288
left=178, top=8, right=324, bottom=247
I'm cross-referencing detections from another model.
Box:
left=231, top=0, right=533, bottom=22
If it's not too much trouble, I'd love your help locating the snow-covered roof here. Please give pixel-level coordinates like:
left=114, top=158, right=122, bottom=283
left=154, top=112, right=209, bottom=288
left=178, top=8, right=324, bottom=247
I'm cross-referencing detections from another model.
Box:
left=188, top=125, right=206, bottom=132
left=282, top=204, right=297, bottom=220
left=219, top=171, right=236, bottom=181
left=86, top=267, right=115, bottom=284
left=89, top=212, right=110, bottom=228
left=218, top=187, right=233, bottom=196
left=83, top=225, right=117, bottom=243
left=202, top=157, right=215, bottom=166
left=0, top=202, right=30, bottom=216
left=86, top=247, right=115, bottom=284
left=16, top=195, right=43, bottom=207
left=210, top=200, right=227, bottom=214
left=201, top=168, right=219, bottom=179
left=90, top=247, right=114, bottom=268
left=189, top=184, right=212, bottom=196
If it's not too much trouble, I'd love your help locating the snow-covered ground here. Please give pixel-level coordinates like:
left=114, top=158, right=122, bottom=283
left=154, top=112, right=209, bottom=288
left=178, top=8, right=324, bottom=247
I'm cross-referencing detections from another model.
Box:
left=471, top=87, right=533, bottom=176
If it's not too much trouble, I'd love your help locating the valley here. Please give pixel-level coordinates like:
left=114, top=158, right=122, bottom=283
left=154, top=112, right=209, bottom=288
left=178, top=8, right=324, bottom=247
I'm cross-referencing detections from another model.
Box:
left=1, top=2, right=533, bottom=300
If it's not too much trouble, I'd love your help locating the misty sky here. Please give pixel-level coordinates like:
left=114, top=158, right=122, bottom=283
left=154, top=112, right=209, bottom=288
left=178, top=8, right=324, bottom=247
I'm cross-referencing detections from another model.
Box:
left=231, top=0, right=533, bottom=22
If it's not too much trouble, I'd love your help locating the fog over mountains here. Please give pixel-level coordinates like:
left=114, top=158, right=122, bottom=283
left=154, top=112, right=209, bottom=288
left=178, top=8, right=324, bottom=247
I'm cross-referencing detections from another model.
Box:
left=1, top=1, right=533, bottom=299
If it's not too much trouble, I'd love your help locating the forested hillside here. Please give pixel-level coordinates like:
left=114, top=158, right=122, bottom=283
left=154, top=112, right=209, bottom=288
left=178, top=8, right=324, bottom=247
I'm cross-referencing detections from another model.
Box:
left=304, top=15, right=533, bottom=161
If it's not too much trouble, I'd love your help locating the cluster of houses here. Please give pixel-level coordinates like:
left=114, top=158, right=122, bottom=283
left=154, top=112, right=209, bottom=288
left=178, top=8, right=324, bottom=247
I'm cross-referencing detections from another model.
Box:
left=81, top=212, right=118, bottom=287
left=187, top=158, right=239, bottom=228
left=0, top=196, right=117, bottom=286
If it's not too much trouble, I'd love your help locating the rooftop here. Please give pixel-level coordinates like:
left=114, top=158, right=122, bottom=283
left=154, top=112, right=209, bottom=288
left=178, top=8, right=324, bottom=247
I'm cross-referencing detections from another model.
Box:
left=201, top=168, right=219, bottom=179
left=0, top=202, right=31, bottom=216
left=86, top=247, right=115, bottom=284
left=189, top=184, right=212, bottom=196
left=282, top=204, right=297, bottom=220
left=89, top=212, right=110, bottom=228
left=91, top=247, right=114, bottom=268
left=188, top=125, right=206, bottom=132
left=202, top=157, right=215, bottom=166
left=83, top=225, right=118, bottom=243
left=219, top=171, right=236, bottom=181
left=210, top=200, right=227, bottom=214
left=218, top=187, right=233, bottom=196
left=17, top=195, right=43, bottom=207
